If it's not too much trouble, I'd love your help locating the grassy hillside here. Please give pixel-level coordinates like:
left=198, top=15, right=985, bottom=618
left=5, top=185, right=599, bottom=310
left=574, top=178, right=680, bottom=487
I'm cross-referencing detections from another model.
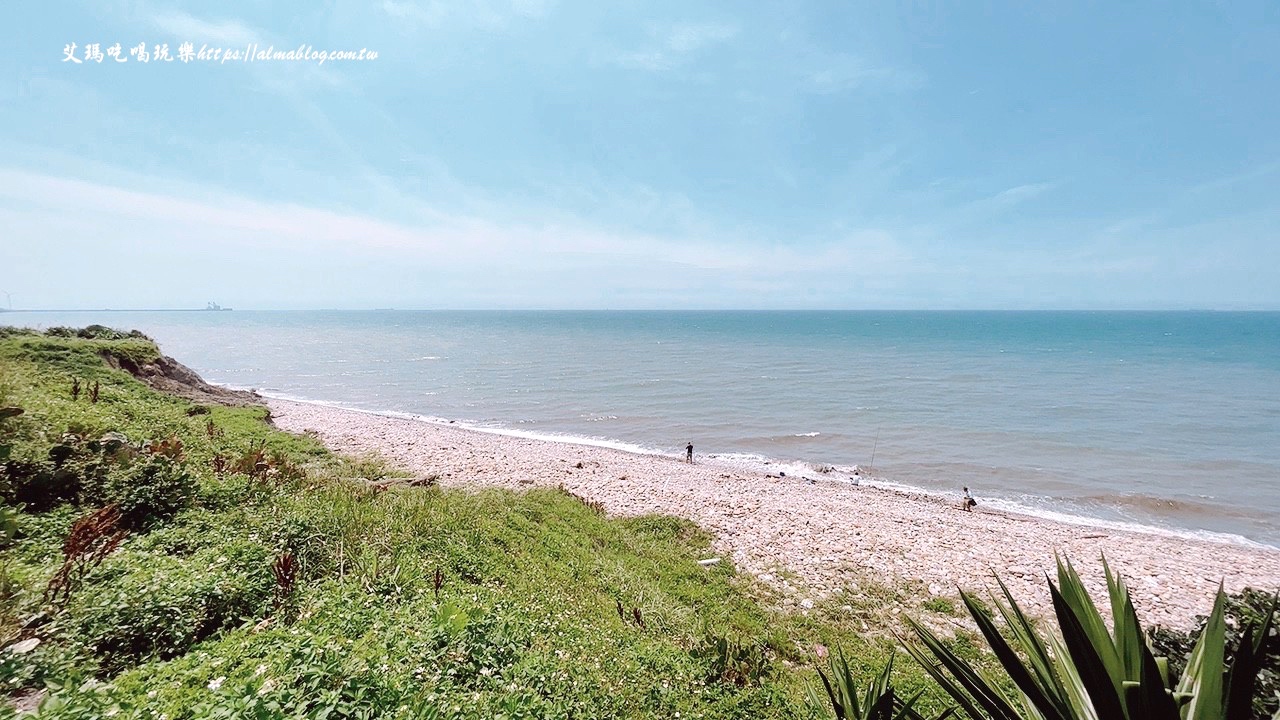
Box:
left=0, top=328, right=975, bottom=718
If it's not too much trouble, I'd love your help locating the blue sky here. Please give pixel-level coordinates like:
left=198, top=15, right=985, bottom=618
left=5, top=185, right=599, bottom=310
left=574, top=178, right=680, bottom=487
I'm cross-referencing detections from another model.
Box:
left=1, top=1, right=1278, bottom=309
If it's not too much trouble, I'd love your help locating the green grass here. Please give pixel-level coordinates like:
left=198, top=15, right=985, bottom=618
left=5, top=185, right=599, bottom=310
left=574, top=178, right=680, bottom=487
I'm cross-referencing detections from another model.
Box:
left=920, top=597, right=957, bottom=616
left=0, top=327, right=983, bottom=719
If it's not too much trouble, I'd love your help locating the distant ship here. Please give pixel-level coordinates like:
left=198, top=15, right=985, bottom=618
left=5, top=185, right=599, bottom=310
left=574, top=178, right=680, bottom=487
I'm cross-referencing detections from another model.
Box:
left=204, top=302, right=233, bottom=311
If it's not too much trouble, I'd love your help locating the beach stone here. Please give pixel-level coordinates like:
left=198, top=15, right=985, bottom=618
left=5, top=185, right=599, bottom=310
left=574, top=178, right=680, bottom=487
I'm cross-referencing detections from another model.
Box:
left=99, top=431, right=129, bottom=449
left=6, top=638, right=39, bottom=654
left=263, top=396, right=1280, bottom=631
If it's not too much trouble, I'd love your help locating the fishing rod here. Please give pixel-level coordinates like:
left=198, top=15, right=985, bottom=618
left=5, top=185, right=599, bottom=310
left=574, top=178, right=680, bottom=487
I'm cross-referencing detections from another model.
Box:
left=868, top=428, right=879, bottom=472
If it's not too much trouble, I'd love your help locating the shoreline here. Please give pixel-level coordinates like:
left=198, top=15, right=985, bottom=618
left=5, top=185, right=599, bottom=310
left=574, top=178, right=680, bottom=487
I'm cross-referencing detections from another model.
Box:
left=253, top=390, right=1274, bottom=552
left=265, top=396, right=1280, bottom=628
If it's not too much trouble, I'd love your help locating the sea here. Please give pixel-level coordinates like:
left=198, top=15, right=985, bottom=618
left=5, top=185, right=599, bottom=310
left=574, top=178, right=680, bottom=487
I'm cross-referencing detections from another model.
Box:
left=4, top=310, right=1278, bottom=548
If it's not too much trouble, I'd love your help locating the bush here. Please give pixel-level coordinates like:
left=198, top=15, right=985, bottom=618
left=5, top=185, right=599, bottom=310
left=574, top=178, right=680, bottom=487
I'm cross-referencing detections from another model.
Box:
left=86, top=455, right=196, bottom=529
left=4, top=460, right=70, bottom=513
left=693, top=633, right=774, bottom=687
left=3, top=434, right=119, bottom=513
left=265, top=515, right=330, bottom=581
left=66, top=542, right=274, bottom=674
left=1, top=427, right=196, bottom=527
left=10, top=505, right=80, bottom=558
left=0, top=327, right=39, bottom=340
left=1148, top=587, right=1280, bottom=720
left=0, top=638, right=96, bottom=695
left=4, top=455, right=97, bottom=515
left=42, top=326, right=148, bottom=342
left=899, top=559, right=1279, bottom=720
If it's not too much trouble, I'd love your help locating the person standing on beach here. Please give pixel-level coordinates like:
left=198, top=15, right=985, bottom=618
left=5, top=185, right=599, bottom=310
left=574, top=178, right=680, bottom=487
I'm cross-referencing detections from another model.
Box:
left=962, top=486, right=977, bottom=511
left=686, top=442, right=694, bottom=463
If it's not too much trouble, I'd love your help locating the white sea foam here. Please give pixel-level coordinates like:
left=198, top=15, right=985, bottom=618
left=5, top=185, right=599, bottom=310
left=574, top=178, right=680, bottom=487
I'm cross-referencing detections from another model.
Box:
left=659, top=448, right=1277, bottom=549
left=188, top=385, right=1280, bottom=550
left=255, top=392, right=669, bottom=458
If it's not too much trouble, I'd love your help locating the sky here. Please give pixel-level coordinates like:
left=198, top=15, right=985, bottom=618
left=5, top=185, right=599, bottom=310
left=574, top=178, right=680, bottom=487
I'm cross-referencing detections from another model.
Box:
left=1, top=1, right=1278, bottom=310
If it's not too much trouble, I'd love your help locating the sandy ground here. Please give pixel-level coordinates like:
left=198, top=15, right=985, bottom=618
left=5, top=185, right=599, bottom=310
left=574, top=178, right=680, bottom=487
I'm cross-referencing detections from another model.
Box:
left=267, top=397, right=1280, bottom=629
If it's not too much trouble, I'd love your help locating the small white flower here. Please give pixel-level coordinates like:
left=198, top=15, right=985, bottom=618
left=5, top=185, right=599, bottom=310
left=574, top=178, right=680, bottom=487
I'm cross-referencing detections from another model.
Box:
left=207, top=676, right=225, bottom=691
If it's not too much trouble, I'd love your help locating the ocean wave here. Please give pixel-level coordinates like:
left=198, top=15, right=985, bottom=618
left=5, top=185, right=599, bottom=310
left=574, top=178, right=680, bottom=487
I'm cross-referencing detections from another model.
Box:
left=246, top=387, right=1276, bottom=551
left=1074, top=492, right=1232, bottom=517
left=974, top=496, right=1275, bottom=550
left=674, top=452, right=1275, bottom=549
left=261, top=395, right=669, bottom=457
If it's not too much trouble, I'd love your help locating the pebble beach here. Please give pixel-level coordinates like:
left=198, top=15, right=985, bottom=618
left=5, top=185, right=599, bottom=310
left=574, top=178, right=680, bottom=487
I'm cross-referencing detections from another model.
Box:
left=267, top=397, right=1280, bottom=629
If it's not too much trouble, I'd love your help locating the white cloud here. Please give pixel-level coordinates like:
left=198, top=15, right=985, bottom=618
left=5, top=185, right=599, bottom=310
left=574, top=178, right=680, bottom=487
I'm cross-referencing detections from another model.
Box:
left=948, top=182, right=1055, bottom=223
left=990, top=182, right=1054, bottom=204
left=150, top=12, right=264, bottom=46
left=1189, top=160, right=1280, bottom=194
left=805, top=55, right=921, bottom=94
left=381, top=0, right=447, bottom=26
left=0, top=167, right=917, bottom=309
left=666, top=22, right=738, bottom=53
left=612, top=21, right=739, bottom=71
left=4, top=165, right=1273, bottom=309
left=381, top=0, right=551, bottom=30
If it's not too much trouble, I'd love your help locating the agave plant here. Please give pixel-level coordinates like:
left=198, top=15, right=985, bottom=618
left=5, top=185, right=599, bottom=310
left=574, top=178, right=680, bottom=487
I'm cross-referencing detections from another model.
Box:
left=815, top=646, right=956, bottom=720
left=902, top=556, right=1276, bottom=720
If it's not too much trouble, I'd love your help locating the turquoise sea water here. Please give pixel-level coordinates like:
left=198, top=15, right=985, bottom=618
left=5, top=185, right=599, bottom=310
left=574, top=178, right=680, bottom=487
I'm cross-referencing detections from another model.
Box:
left=5, top=310, right=1278, bottom=546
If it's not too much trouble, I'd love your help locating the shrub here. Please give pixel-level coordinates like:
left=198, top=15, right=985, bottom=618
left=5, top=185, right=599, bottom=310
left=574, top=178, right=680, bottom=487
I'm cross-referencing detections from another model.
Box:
left=3, top=433, right=125, bottom=513
left=694, top=633, right=774, bottom=687
left=6, top=454, right=93, bottom=514
left=4, top=458, right=71, bottom=513
left=900, top=558, right=1278, bottom=720
left=66, top=541, right=274, bottom=673
left=1148, top=587, right=1280, bottom=720
left=44, top=504, right=129, bottom=608
left=424, top=600, right=521, bottom=689
left=813, top=649, right=938, bottom=720
left=10, top=505, right=81, bottom=561
left=75, top=326, right=140, bottom=342
left=0, top=327, right=39, bottom=340
left=0, top=638, right=96, bottom=695
left=265, top=515, right=329, bottom=580
left=87, top=455, right=196, bottom=529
